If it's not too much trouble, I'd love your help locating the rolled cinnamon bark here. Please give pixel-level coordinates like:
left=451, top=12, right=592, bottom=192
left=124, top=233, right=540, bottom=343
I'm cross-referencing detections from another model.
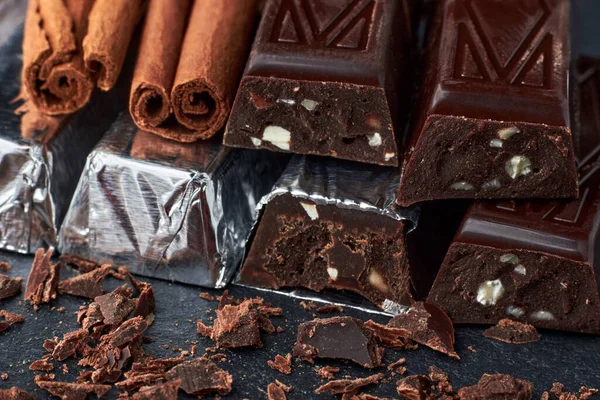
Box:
left=21, top=0, right=94, bottom=116
left=83, top=0, right=146, bottom=91
left=130, top=0, right=258, bottom=142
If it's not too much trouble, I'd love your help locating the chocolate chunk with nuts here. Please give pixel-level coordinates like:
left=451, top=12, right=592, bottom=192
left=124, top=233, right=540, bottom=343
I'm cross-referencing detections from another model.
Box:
left=165, top=357, right=232, bottom=396
left=483, top=319, right=541, bottom=344
left=315, top=373, right=384, bottom=394
left=388, top=302, right=459, bottom=359
left=24, top=249, right=60, bottom=307
left=268, top=353, right=292, bottom=375
left=396, top=375, right=432, bottom=400
left=364, top=320, right=410, bottom=349
left=0, top=274, right=22, bottom=300
left=457, top=374, right=533, bottom=400
left=293, top=316, right=383, bottom=368
left=59, top=255, right=100, bottom=273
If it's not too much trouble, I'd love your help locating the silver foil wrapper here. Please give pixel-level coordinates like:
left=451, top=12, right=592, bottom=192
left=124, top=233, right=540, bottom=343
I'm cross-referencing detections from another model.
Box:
left=58, top=115, right=289, bottom=288
left=0, top=25, right=127, bottom=254
left=237, top=155, right=420, bottom=315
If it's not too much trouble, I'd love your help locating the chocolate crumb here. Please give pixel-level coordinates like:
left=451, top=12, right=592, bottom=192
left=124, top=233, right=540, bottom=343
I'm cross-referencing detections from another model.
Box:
left=268, top=353, right=292, bottom=375
left=316, top=304, right=344, bottom=314
left=276, top=326, right=284, bottom=333
left=131, top=379, right=181, bottom=400
left=0, top=274, right=22, bottom=300
left=24, top=249, right=61, bottom=307
left=364, top=320, right=409, bottom=349
left=483, top=319, right=541, bottom=344
left=200, top=292, right=215, bottom=301
left=316, top=366, right=339, bottom=380
left=300, top=301, right=318, bottom=311
left=316, top=373, right=384, bottom=394
left=165, top=357, right=232, bottom=396
left=458, top=374, right=533, bottom=400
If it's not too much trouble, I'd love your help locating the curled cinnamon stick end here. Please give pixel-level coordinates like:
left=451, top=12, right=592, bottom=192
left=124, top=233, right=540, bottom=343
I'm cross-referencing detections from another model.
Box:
left=130, top=0, right=258, bottom=142
left=84, top=0, right=145, bottom=91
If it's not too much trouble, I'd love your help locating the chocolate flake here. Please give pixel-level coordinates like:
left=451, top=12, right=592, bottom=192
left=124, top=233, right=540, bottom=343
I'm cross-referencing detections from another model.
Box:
left=59, top=255, right=100, bottom=273
left=131, top=379, right=181, bottom=400
left=396, top=375, right=432, bottom=400
left=483, top=319, right=541, bottom=344
left=0, top=310, right=25, bottom=333
left=58, top=265, right=113, bottom=299
left=315, top=373, right=384, bottom=394
left=457, top=374, right=533, bottom=400
left=293, top=316, right=383, bottom=368
left=316, top=366, right=339, bottom=380
left=165, top=357, right=232, bottom=396
left=388, top=302, right=459, bottom=359
left=35, top=377, right=111, bottom=400
left=316, top=304, right=344, bottom=314
left=364, top=320, right=409, bottom=349
left=0, top=274, right=22, bottom=300
left=300, top=301, right=318, bottom=311
left=199, top=292, right=215, bottom=301
left=0, top=387, right=35, bottom=400
left=267, top=382, right=288, bottom=400
left=387, top=358, right=406, bottom=371
left=52, top=329, right=89, bottom=361
left=24, top=249, right=61, bottom=307
left=268, top=353, right=292, bottom=375
left=29, top=359, right=54, bottom=372
left=95, top=286, right=137, bottom=328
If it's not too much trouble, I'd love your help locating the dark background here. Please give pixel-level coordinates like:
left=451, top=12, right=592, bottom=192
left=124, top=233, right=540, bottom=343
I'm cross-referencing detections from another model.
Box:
left=2, top=0, right=600, bottom=399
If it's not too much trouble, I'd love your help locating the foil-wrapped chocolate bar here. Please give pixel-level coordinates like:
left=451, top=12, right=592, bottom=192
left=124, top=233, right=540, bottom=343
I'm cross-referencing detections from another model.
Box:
left=58, top=115, right=289, bottom=287
left=237, top=155, right=463, bottom=313
left=0, top=25, right=126, bottom=254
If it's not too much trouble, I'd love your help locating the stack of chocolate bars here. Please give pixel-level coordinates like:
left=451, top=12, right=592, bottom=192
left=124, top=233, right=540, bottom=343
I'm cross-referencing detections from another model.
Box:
left=0, top=0, right=597, bottom=337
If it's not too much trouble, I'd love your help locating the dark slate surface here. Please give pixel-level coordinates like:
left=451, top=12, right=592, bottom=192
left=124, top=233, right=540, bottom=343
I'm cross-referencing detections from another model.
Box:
left=0, top=251, right=598, bottom=399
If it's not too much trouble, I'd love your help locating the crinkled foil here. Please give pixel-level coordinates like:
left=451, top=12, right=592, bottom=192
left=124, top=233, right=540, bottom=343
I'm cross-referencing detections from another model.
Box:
left=58, top=115, right=289, bottom=288
left=0, top=26, right=126, bottom=254
left=236, top=155, right=420, bottom=315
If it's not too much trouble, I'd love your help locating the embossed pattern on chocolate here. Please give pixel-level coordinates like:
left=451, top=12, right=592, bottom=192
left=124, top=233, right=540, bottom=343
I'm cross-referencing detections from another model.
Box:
left=398, top=0, right=577, bottom=205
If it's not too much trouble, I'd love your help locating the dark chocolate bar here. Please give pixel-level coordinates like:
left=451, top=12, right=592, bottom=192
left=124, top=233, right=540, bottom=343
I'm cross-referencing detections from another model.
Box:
left=223, top=0, right=414, bottom=166
left=427, top=58, right=600, bottom=334
left=397, top=0, right=577, bottom=205
left=238, top=156, right=464, bottom=310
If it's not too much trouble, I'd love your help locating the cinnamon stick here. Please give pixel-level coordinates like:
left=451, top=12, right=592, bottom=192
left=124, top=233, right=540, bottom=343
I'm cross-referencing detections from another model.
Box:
left=130, top=0, right=258, bottom=142
left=83, top=0, right=146, bottom=91
left=21, top=0, right=94, bottom=116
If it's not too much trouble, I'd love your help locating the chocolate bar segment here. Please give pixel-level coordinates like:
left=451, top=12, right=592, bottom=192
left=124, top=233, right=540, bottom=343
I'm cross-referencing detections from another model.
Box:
left=223, top=0, right=414, bottom=166
left=427, top=58, right=600, bottom=334
left=397, top=0, right=577, bottom=205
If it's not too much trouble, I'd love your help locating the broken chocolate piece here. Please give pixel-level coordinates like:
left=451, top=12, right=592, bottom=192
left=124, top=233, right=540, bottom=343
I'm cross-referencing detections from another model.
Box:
left=396, top=375, right=432, bottom=400
left=131, top=379, right=181, bottom=400
left=29, top=359, right=54, bottom=372
left=35, top=379, right=111, bottom=400
left=95, top=286, right=137, bottom=328
left=268, top=353, right=292, bottom=375
left=293, top=316, right=383, bottom=368
left=0, top=274, right=22, bottom=300
left=483, top=319, right=541, bottom=344
left=0, top=387, right=35, bottom=400
left=457, top=374, right=533, bottom=400
left=267, top=382, right=288, bottom=400
left=24, top=248, right=60, bottom=307
left=0, top=310, right=25, bottom=334
left=59, top=255, right=100, bottom=273
left=388, top=302, right=459, bottom=359
left=52, top=329, right=89, bottom=361
left=315, top=373, right=384, bottom=394
left=316, top=366, right=339, bottom=380
left=316, top=304, right=344, bottom=314
left=364, top=320, right=409, bottom=349
left=165, top=357, right=232, bottom=396
left=58, top=265, right=113, bottom=298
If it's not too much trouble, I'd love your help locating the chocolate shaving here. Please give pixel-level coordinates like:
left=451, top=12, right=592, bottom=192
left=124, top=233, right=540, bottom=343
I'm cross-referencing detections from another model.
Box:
left=52, top=329, right=89, bottom=361
left=396, top=375, right=432, bottom=400
left=165, top=357, right=232, bottom=396
left=483, top=319, right=541, bottom=344
left=267, top=382, right=288, bottom=400
left=387, top=302, right=459, bottom=359
left=35, top=377, right=111, bottom=400
left=364, top=320, right=409, bottom=349
left=199, top=292, right=214, bottom=301
left=0, top=387, right=35, bottom=400
left=59, top=255, right=100, bottom=273
left=0, top=274, right=22, bottom=300
left=29, top=359, right=54, bottom=372
left=95, top=285, right=136, bottom=328
left=131, top=379, right=181, bottom=400
left=268, top=353, right=292, bottom=375
left=316, top=304, right=344, bottom=314
left=457, top=374, right=533, bottom=400
left=316, top=366, right=339, bottom=380
left=0, top=262, right=9, bottom=272
left=58, top=265, right=113, bottom=299
left=24, top=248, right=61, bottom=307
left=0, top=310, right=25, bottom=333
left=315, top=373, right=384, bottom=394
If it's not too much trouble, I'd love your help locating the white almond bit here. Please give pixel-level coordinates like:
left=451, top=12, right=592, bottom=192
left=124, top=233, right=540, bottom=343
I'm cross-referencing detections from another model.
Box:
left=300, top=202, right=319, bottom=220
left=250, top=137, right=262, bottom=147
left=476, top=279, right=504, bottom=306
left=301, top=99, right=318, bottom=111
left=490, top=139, right=504, bottom=148
left=530, top=311, right=555, bottom=321
left=498, top=126, right=520, bottom=140
left=514, top=265, right=526, bottom=275
left=277, top=98, right=295, bottom=105
left=450, top=181, right=475, bottom=190
left=500, top=253, right=519, bottom=265
left=368, top=269, right=388, bottom=293
left=327, top=267, right=338, bottom=281
left=367, top=132, right=382, bottom=147
left=481, top=178, right=501, bottom=190
left=505, top=155, right=532, bottom=179
left=262, top=126, right=291, bottom=150
left=506, top=305, right=525, bottom=318
left=384, top=152, right=395, bottom=161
